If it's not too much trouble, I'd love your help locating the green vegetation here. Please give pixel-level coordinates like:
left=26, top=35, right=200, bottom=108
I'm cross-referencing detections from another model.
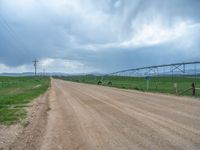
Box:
left=0, top=76, right=50, bottom=125
left=56, top=75, right=200, bottom=97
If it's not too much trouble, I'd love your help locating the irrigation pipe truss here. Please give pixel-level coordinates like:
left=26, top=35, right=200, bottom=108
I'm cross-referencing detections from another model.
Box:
left=106, top=61, right=200, bottom=77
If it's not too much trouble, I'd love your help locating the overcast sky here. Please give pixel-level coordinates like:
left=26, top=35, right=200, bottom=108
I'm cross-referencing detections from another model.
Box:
left=0, top=0, right=200, bottom=73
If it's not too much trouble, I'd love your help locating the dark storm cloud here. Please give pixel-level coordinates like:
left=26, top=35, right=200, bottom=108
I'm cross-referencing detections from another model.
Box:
left=0, top=0, right=200, bottom=73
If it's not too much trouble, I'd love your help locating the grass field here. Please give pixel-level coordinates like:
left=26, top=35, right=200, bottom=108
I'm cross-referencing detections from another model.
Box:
left=0, top=76, right=50, bottom=125
left=56, top=75, right=200, bottom=97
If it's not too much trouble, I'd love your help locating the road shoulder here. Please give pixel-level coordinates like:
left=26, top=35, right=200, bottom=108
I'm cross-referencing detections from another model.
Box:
left=0, top=89, right=50, bottom=150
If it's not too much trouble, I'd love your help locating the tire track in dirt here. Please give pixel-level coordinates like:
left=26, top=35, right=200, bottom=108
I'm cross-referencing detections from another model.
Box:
left=41, top=79, right=200, bottom=150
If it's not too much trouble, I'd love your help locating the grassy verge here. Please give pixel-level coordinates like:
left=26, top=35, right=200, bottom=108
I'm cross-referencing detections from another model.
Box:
left=55, top=75, right=200, bottom=97
left=0, top=76, right=50, bottom=125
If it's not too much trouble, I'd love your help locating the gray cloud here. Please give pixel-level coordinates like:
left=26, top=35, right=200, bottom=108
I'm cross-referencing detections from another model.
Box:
left=0, top=0, right=200, bottom=73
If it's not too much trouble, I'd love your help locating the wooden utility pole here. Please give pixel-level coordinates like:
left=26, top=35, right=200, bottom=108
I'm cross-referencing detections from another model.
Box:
left=32, top=59, right=39, bottom=76
left=43, top=68, right=45, bottom=76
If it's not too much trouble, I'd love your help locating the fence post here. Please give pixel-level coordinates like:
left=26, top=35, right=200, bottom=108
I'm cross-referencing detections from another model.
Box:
left=174, top=83, right=178, bottom=94
left=192, top=82, right=196, bottom=96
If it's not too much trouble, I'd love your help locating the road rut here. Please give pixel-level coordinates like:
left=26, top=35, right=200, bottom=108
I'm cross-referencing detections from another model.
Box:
left=41, top=79, right=200, bottom=150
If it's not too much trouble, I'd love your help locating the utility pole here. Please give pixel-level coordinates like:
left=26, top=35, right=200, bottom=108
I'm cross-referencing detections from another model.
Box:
left=43, top=68, right=45, bottom=76
left=32, top=59, right=39, bottom=76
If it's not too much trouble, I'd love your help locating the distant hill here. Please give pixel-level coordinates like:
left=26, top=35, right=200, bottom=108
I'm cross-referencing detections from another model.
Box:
left=0, top=72, right=70, bottom=77
left=0, top=72, right=35, bottom=76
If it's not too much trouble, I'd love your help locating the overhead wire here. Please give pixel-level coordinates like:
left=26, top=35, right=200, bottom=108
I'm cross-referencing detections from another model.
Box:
left=0, top=14, right=29, bottom=54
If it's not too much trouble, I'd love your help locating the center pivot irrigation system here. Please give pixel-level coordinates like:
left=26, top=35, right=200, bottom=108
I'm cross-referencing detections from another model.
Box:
left=106, top=61, right=200, bottom=79
left=102, top=61, right=200, bottom=95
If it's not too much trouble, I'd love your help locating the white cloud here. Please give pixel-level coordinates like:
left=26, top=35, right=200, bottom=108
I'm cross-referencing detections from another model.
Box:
left=80, top=19, right=198, bottom=51
left=172, top=23, right=200, bottom=51
left=38, top=58, right=97, bottom=73
left=122, top=20, right=189, bottom=47
left=0, top=58, right=97, bottom=73
left=114, top=0, right=122, bottom=8
left=0, top=63, right=32, bottom=73
left=40, top=58, right=54, bottom=67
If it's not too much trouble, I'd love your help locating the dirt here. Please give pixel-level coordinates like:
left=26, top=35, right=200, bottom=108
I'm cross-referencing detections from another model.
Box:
left=41, top=79, right=200, bottom=150
left=0, top=124, right=22, bottom=149
left=0, top=89, right=49, bottom=150
left=1, top=78, right=200, bottom=150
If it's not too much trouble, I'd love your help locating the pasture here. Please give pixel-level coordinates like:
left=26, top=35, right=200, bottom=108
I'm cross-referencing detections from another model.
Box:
left=0, top=76, right=50, bottom=125
left=56, top=75, right=200, bottom=97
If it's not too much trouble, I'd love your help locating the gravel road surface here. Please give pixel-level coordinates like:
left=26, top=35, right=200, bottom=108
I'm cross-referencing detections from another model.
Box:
left=41, top=79, right=200, bottom=150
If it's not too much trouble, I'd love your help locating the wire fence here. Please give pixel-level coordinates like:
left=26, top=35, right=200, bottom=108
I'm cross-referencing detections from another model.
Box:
left=104, top=62, right=200, bottom=97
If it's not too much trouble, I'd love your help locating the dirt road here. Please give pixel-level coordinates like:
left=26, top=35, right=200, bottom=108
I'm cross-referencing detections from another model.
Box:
left=41, top=79, right=200, bottom=150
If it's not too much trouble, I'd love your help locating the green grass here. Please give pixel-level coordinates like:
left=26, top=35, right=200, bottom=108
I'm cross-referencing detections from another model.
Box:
left=0, top=76, right=50, bottom=125
left=55, top=75, right=200, bottom=97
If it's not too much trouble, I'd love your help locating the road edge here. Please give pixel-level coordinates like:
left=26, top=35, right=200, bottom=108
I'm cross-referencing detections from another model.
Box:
left=8, top=87, right=50, bottom=150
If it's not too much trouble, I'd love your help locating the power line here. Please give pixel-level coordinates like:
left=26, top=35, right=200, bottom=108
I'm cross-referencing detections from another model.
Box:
left=0, top=14, right=28, bottom=53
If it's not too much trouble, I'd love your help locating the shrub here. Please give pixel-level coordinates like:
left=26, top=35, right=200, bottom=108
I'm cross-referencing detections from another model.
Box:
left=97, top=81, right=102, bottom=85
left=107, top=81, right=112, bottom=86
